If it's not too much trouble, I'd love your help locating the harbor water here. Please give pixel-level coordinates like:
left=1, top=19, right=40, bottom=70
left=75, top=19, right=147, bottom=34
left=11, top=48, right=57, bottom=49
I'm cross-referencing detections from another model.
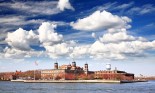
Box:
left=0, top=81, right=155, bottom=93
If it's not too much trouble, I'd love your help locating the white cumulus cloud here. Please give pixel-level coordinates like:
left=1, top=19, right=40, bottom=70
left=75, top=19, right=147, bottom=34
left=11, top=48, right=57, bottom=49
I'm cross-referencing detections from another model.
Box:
left=38, top=22, right=63, bottom=46
left=87, top=39, right=155, bottom=60
left=57, top=0, right=74, bottom=11
left=5, top=21, right=155, bottom=60
left=99, top=30, right=135, bottom=43
left=37, top=22, right=77, bottom=59
left=45, top=41, right=76, bottom=59
left=6, top=28, right=38, bottom=51
left=3, top=47, right=44, bottom=59
left=70, top=45, right=90, bottom=58
left=71, top=10, right=131, bottom=31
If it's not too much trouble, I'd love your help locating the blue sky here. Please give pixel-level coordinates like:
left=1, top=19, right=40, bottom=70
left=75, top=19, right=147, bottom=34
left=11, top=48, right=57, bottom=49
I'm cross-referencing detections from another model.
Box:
left=0, top=0, right=155, bottom=76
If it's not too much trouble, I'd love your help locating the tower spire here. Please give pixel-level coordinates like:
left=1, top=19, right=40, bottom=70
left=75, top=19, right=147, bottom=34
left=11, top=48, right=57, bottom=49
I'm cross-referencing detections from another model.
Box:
left=84, top=62, right=88, bottom=75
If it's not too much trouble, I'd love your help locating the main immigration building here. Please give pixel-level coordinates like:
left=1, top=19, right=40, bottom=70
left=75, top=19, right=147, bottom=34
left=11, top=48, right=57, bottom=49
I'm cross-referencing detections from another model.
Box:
left=41, top=61, right=134, bottom=80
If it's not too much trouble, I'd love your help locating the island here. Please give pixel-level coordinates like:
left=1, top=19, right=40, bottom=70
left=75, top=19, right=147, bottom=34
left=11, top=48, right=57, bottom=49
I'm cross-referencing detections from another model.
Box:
left=1, top=61, right=148, bottom=83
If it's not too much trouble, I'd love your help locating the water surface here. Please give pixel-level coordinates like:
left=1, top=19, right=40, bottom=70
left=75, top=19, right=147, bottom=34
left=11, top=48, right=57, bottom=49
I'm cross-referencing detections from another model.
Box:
left=0, top=81, right=155, bottom=93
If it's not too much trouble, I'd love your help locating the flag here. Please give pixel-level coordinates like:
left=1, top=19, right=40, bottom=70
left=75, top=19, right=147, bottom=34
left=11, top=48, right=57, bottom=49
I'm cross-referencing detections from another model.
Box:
left=35, top=61, right=38, bottom=66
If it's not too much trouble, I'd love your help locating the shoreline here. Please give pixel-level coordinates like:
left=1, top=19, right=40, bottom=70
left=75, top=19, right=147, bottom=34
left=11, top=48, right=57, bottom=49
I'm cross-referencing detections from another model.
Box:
left=10, top=79, right=148, bottom=83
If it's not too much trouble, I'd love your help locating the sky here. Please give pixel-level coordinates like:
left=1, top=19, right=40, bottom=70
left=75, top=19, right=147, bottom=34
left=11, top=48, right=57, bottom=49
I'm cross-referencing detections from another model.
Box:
left=0, top=0, right=155, bottom=76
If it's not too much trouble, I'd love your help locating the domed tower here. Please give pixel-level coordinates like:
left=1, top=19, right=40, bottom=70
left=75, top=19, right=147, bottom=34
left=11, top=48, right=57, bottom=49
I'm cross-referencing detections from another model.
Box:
left=84, top=63, right=88, bottom=75
left=54, top=62, right=58, bottom=69
left=72, top=62, right=76, bottom=67
left=106, top=63, right=111, bottom=71
left=71, top=62, right=76, bottom=70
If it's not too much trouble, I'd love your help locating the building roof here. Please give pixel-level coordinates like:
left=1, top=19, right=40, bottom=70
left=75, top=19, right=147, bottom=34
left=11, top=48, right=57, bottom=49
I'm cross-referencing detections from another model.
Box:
left=59, top=64, right=83, bottom=70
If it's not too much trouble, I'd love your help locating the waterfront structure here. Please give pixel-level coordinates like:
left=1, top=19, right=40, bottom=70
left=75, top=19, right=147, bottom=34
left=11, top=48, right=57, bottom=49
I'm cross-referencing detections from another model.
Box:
left=0, top=61, right=134, bottom=81
left=41, top=62, right=134, bottom=80
left=0, top=72, right=14, bottom=80
left=95, top=70, right=134, bottom=80
left=94, top=64, right=134, bottom=80
left=12, top=70, right=41, bottom=80
left=41, top=69, right=53, bottom=80
left=12, top=70, right=22, bottom=80
left=0, top=70, right=25, bottom=80
left=41, top=62, right=94, bottom=80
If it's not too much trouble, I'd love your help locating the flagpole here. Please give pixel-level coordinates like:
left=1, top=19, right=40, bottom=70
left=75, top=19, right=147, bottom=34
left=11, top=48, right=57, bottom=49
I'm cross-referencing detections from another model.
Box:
left=34, top=69, right=35, bottom=80
left=34, top=61, right=38, bottom=80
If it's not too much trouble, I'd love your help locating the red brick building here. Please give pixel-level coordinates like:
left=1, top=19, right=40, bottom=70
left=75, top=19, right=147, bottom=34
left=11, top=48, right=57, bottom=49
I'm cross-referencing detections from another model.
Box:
left=95, top=70, right=134, bottom=80
left=0, top=62, right=134, bottom=81
left=41, top=62, right=93, bottom=80
left=0, top=72, right=14, bottom=80
left=41, top=62, right=134, bottom=81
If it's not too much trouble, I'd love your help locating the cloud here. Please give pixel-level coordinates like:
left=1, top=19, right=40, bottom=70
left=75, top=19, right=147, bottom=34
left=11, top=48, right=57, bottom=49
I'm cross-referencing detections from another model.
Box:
left=2, top=22, right=155, bottom=60
left=45, top=41, right=75, bottom=59
left=69, top=7, right=155, bottom=60
left=1, top=0, right=155, bottom=61
left=0, top=16, right=45, bottom=36
left=0, top=1, right=70, bottom=39
left=99, top=29, right=135, bottom=43
left=57, top=0, right=74, bottom=11
left=71, top=10, right=131, bottom=31
left=127, top=4, right=155, bottom=15
left=96, top=2, right=117, bottom=11
left=0, top=16, right=25, bottom=35
left=3, top=47, right=44, bottom=59
left=0, top=0, right=67, bottom=45
left=0, top=16, right=23, bottom=24
left=2, top=22, right=74, bottom=59
left=0, top=33, right=6, bottom=44
left=87, top=39, right=155, bottom=60
left=4, top=18, right=154, bottom=60
left=0, top=16, right=46, bottom=47
left=91, top=32, right=96, bottom=38
left=38, top=22, right=63, bottom=46
left=70, top=45, right=89, bottom=58
left=64, top=31, right=94, bottom=43
left=3, top=47, right=29, bottom=58
left=0, top=46, right=4, bottom=53
left=5, top=28, right=38, bottom=51
left=37, top=22, right=77, bottom=59
left=0, top=16, right=45, bottom=26
left=0, top=1, right=60, bottom=15
left=88, top=2, right=155, bottom=17
left=85, top=2, right=134, bottom=17
left=115, top=2, right=134, bottom=9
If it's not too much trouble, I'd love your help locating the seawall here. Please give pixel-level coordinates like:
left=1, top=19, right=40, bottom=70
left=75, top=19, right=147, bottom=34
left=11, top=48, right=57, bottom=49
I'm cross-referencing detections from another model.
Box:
left=24, top=80, right=121, bottom=83
left=11, top=79, right=148, bottom=83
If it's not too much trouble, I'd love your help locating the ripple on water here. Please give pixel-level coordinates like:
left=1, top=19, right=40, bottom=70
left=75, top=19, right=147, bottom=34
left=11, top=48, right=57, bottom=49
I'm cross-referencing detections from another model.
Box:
left=0, top=81, right=155, bottom=93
